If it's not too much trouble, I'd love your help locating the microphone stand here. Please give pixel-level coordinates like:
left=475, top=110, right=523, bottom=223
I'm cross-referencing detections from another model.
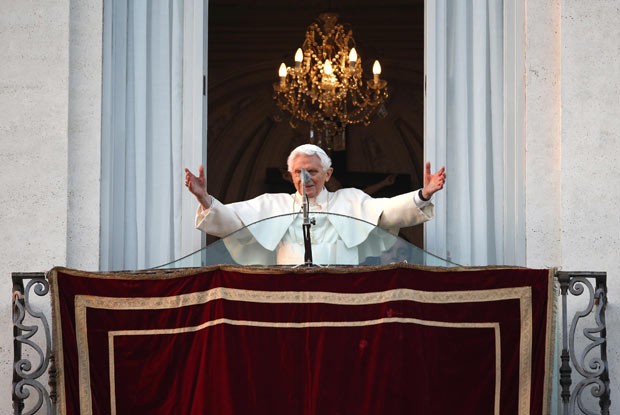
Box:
left=301, top=170, right=315, bottom=267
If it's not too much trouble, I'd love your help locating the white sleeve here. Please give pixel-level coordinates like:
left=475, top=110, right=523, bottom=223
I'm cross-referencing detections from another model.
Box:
left=413, top=188, right=432, bottom=208
left=195, top=197, right=245, bottom=238
left=377, top=191, right=434, bottom=230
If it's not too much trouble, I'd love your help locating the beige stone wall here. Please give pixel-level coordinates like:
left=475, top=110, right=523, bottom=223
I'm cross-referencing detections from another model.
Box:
left=525, top=0, right=563, bottom=268
left=0, top=0, right=101, bottom=412
left=526, top=0, right=620, bottom=409
left=1, top=1, right=69, bottom=411
left=66, top=0, right=103, bottom=270
left=561, top=0, right=620, bottom=405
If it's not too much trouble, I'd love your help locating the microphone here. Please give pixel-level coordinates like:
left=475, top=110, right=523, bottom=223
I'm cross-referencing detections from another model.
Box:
left=301, top=169, right=311, bottom=189
left=301, top=168, right=310, bottom=214
left=300, top=168, right=313, bottom=265
left=301, top=169, right=312, bottom=202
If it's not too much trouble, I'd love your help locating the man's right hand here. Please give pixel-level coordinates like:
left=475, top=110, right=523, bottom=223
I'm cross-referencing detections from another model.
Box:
left=185, top=165, right=212, bottom=209
left=422, top=162, right=446, bottom=200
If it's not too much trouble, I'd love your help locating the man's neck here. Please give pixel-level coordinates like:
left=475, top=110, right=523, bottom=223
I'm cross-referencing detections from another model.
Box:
left=296, top=187, right=327, bottom=203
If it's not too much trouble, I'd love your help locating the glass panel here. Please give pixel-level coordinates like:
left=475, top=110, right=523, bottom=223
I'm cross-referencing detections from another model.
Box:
left=155, top=213, right=459, bottom=268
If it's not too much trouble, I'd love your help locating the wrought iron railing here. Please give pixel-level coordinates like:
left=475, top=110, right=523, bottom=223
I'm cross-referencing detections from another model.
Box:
left=12, top=270, right=610, bottom=414
left=557, top=271, right=610, bottom=415
left=12, top=272, right=55, bottom=415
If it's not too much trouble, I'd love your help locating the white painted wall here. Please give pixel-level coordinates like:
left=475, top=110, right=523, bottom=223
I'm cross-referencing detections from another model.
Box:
left=1, top=0, right=101, bottom=413
left=2, top=0, right=618, bottom=413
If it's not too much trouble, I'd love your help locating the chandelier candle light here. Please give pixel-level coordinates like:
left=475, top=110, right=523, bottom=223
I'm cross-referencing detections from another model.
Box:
left=273, top=13, right=388, bottom=151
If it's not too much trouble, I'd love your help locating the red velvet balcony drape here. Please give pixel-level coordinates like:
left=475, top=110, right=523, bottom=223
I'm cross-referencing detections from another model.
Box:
left=50, top=265, right=555, bottom=415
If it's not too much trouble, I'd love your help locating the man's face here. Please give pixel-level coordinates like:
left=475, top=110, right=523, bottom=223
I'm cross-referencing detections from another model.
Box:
left=290, top=153, right=333, bottom=198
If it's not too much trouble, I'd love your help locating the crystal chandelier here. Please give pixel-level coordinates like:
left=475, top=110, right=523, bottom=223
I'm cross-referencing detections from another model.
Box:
left=273, top=13, right=388, bottom=151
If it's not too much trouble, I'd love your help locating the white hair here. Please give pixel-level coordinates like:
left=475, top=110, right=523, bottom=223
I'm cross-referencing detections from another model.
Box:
left=287, top=144, right=332, bottom=172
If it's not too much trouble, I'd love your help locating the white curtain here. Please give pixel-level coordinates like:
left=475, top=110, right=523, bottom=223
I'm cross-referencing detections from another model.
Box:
left=424, top=0, right=525, bottom=266
left=101, top=0, right=205, bottom=271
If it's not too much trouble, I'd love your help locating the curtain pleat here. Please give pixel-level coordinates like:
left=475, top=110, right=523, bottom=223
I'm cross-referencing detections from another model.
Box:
left=101, top=0, right=204, bottom=271
left=425, top=0, right=524, bottom=266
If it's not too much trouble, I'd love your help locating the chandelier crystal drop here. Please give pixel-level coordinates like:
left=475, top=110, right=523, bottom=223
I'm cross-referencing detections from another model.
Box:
left=273, top=13, right=388, bottom=151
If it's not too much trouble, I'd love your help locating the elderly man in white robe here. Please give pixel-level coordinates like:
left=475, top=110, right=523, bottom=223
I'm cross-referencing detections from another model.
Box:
left=184, top=144, right=446, bottom=265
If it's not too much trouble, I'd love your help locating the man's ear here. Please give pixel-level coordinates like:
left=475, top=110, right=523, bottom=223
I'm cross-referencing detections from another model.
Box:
left=326, top=168, right=334, bottom=181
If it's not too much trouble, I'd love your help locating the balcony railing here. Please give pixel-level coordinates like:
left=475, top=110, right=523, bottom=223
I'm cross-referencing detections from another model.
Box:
left=557, top=271, right=610, bottom=415
left=12, top=270, right=610, bottom=414
left=12, top=272, right=54, bottom=415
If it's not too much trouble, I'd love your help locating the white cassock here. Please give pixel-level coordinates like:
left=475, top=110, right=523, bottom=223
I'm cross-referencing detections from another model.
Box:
left=195, top=187, right=433, bottom=265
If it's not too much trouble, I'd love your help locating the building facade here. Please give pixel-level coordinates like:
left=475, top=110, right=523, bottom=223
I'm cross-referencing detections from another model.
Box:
left=2, top=0, right=618, bottom=413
